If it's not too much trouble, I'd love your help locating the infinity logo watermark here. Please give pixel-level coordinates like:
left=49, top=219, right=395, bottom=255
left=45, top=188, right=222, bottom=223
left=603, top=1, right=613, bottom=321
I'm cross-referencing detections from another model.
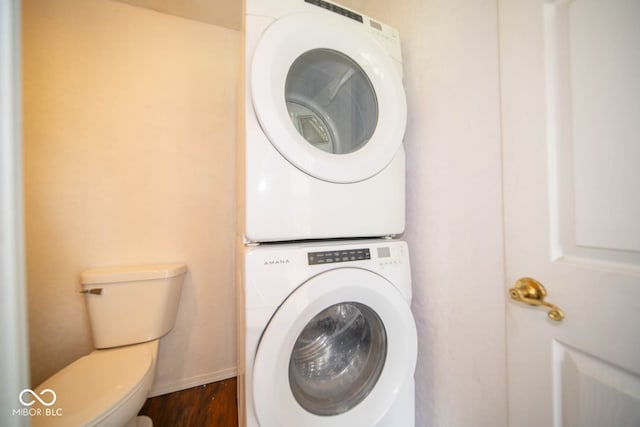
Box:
left=13, top=388, right=63, bottom=418
left=19, top=388, right=57, bottom=406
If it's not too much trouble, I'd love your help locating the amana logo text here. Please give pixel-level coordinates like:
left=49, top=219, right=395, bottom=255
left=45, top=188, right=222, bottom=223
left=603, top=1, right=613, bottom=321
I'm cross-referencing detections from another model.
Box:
left=264, top=259, right=290, bottom=265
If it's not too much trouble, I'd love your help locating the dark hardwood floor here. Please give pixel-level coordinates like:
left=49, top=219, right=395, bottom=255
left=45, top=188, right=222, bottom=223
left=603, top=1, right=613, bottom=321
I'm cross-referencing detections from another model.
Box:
left=139, top=377, right=238, bottom=427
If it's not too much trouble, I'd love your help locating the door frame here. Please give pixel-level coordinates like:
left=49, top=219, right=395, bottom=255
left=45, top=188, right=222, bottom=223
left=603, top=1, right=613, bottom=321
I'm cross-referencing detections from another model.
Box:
left=0, top=1, right=30, bottom=426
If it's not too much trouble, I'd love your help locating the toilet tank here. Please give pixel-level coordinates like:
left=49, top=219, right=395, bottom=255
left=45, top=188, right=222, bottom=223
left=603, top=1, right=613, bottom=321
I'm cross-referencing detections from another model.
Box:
left=80, top=263, right=187, bottom=349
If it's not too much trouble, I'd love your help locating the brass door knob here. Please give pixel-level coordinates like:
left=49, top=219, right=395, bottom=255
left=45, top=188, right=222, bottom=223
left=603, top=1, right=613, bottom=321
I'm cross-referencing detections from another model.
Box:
left=509, top=277, right=564, bottom=321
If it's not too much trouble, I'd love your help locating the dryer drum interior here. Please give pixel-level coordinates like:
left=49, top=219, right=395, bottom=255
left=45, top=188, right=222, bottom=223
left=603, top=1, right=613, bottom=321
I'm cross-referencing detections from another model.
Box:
left=288, top=302, right=387, bottom=416
left=285, top=49, right=379, bottom=155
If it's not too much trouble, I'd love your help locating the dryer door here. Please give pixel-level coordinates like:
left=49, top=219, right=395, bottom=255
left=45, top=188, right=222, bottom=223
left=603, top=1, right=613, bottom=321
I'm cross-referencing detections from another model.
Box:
left=251, top=12, right=407, bottom=183
left=252, top=268, right=417, bottom=426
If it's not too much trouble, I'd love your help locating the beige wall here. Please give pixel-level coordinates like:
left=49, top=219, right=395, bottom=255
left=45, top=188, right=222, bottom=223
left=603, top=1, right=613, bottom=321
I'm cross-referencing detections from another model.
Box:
left=22, top=0, right=240, bottom=394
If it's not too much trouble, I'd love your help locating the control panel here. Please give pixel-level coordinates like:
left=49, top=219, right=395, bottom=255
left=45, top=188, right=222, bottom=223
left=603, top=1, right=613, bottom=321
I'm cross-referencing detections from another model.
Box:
left=303, top=0, right=402, bottom=69
left=308, top=248, right=370, bottom=265
left=307, top=246, right=398, bottom=266
left=304, top=0, right=363, bottom=22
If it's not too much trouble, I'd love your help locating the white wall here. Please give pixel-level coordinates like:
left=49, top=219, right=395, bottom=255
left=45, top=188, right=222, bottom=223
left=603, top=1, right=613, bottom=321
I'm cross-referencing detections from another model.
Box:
left=22, top=0, right=240, bottom=394
left=347, top=0, right=508, bottom=425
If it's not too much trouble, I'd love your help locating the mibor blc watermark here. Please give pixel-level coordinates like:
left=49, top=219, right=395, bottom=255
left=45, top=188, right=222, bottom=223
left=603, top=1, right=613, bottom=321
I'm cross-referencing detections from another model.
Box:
left=13, top=388, right=63, bottom=418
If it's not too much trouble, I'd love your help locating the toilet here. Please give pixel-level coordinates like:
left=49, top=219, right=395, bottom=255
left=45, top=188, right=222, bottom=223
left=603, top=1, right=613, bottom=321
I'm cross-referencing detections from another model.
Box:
left=32, top=263, right=187, bottom=427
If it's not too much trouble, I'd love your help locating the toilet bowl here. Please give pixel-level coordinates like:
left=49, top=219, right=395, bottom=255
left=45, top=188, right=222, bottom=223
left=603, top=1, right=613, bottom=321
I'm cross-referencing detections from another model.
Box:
left=33, top=341, right=157, bottom=427
left=31, top=263, right=186, bottom=427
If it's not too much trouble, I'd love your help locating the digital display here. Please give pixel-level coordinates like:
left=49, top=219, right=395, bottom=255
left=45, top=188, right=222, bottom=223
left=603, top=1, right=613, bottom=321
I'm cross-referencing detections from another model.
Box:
left=304, top=0, right=364, bottom=23
left=377, top=247, right=391, bottom=258
left=370, top=20, right=382, bottom=31
left=308, top=248, right=371, bottom=265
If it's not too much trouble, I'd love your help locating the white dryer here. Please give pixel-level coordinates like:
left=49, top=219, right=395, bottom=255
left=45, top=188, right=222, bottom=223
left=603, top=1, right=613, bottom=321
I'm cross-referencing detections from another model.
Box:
left=238, top=239, right=417, bottom=427
left=241, top=0, right=408, bottom=243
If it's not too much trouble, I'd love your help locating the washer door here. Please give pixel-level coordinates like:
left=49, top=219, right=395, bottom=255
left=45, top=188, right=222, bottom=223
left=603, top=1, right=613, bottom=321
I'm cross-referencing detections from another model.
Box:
left=252, top=268, right=417, bottom=426
left=251, top=12, right=407, bottom=183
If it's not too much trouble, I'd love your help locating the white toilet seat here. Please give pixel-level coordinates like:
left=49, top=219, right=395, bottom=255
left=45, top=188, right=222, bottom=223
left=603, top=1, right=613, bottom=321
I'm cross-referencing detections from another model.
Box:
left=32, top=340, right=158, bottom=427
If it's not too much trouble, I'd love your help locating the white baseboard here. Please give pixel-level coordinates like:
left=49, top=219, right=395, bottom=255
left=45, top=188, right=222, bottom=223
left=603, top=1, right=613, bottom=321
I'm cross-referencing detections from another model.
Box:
left=149, top=367, right=238, bottom=397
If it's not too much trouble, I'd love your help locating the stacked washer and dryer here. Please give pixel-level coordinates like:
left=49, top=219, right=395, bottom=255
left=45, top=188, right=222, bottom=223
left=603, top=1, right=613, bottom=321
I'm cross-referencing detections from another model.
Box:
left=238, top=1, right=418, bottom=426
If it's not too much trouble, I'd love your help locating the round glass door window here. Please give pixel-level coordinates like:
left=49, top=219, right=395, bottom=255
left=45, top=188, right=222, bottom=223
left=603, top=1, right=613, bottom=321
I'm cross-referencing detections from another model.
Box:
left=285, top=49, right=379, bottom=155
left=288, top=302, right=387, bottom=416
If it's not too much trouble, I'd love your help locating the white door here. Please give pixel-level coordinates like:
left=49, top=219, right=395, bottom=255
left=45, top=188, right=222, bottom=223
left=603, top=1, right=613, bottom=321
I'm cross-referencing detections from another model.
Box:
left=500, top=0, right=640, bottom=426
left=251, top=12, right=406, bottom=183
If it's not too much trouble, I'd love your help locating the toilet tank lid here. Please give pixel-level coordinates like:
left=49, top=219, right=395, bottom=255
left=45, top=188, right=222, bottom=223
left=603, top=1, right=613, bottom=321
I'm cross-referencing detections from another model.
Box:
left=81, top=263, right=187, bottom=285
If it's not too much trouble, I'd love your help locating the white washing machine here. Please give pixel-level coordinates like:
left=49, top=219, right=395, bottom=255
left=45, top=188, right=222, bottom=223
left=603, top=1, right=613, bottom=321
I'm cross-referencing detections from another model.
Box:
left=238, top=239, right=417, bottom=427
left=241, top=0, right=408, bottom=243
